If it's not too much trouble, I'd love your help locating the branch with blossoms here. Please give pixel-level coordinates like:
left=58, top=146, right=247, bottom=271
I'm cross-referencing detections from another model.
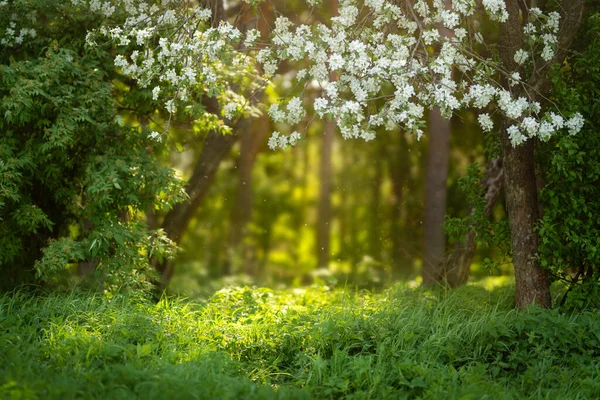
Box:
left=70, top=0, right=266, bottom=142
left=62, top=0, right=584, bottom=149
left=252, top=0, right=583, bottom=149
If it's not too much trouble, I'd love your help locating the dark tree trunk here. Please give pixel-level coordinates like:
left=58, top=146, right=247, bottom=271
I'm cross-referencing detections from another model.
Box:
left=422, top=108, right=451, bottom=285
left=502, top=135, right=551, bottom=307
left=498, top=0, right=584, bottom=308
left=444, top=158, right=504, bottom=287
left=316, top=120, right=335, bottom=267
left=499, top=1, right=550, bottom=308
left=316, top=0, right=338, bottom=269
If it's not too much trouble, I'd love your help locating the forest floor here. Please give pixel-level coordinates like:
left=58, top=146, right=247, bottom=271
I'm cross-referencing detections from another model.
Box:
left=1, top=279, right=599, bottom=399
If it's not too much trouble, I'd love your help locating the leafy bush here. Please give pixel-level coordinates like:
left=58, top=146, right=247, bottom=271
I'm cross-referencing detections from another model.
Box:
left=0, top=0, right=185, bottom=291
left=538, top=13, right=600, bottom=309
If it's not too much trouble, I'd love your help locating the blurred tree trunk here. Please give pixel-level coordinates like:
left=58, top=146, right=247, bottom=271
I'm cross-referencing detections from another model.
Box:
left=156, top=131, right=238, bottom=289
left=316, top=0, right=338, bottom=269
left=348, top=146, right=361, bottom=272
left=339, top=156, right=348, bottom=261
left=229, top=116, right=268, bottom=275
left=444, top=158, right=503, bottom=287
left=389, top=133, right=410, bottom=276
left=317, top=120, right=335, bottom=267
left=369, top=142, right=384, bottom=261
left=155, top=0, right=262, bottom=291
left=422, top=108, right=451, bottom=285
left=422, top=0, right=452, bottom=285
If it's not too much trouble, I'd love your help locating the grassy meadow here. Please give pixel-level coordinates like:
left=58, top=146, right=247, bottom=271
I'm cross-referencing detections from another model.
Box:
left=1, top=280, right=599, bottom=399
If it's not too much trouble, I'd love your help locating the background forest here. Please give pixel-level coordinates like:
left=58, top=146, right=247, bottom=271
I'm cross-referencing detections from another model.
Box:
left=1, top=0, right=600, bottom=398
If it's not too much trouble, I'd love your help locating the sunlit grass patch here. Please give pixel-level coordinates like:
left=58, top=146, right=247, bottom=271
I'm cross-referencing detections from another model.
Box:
left=1, top=284, right=599, bottom=399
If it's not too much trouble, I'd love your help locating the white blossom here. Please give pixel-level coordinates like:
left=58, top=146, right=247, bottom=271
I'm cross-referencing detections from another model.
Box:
left=268, top=104, right=286, bottom=123
left=566, top=113, right=585, bottom=135
left=482, top=0, right=509, bottom=22
left=148, top=131, right=163, bottom=142
left=314, top=98, right=329, bottom=117
left=521, top=117, right=539, bottom=137
left=549, top=112, right=564, bottom=129
left=289, top=131, right=302, bottom=145
left=329, top=53, right=345, bottom=71
left=507, top=125, right=526, bottom=146
left=285, top=97, right=306, bottom=124
left=165, top=99, right=177, bottom=114
left=152, top=86, right=161, bottom=101
left=514, top=49, right=529, bottom=65
left=509, top=72, right=521, bottom=87
left=224, top=102, right=238, bottom=120
left=478, top=113, right=494, bottom=132
left=268, top=131, right=281, bottom=150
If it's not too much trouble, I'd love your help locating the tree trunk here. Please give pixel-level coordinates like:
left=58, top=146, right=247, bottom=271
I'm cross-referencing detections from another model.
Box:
left=389, top=133, right=410, bottom=276
left=422, top=0, right=452, bottom=285
left=316, top=120, right=335, bottom=267
left=444, top=158, right=503, bottom=287
left=498, top=0, right=584, bottom=308
left=502, top=135, right=551, bottom=307
left=229, top=116, right=268, bottom=275
left=422, top=108, right=451, bottom=285
left=369, top=142, right=384, bottom=261
left=499, top=1, right=551, bottom=308
left=154, top=0, right=250, bottom=291
left=315, top=0, right=338, bottom=269
left=156, top=131, right=238, bottom=289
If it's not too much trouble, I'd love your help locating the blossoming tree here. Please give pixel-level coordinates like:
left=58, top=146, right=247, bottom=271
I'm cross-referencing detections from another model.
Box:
left=258, top=0, right=586, bottom=308
left=68, top=0, right=585, bottom=307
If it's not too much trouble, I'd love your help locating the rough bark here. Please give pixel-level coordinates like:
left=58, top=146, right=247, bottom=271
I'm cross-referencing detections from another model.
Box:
left=316, top=119, right=335, bottom=267
left=444, top=158, right=504, bottom=287
left=422, top=107, right=451, bottom=285
left=502, top=133, right=552, bottom=307
left=499, top=0, right=584, bottom=308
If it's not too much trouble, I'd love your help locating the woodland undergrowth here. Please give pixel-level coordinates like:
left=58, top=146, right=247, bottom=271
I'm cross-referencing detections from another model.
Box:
left=1, top=280, right=599, bottom=399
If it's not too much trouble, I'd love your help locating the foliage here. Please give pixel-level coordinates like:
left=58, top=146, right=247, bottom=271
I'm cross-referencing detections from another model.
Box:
left=444, top=162, right=511, bottom=273
left=0, top=0, right=185, bottom=291
left=537, top=13, right=600, bottom=310
left=1, top=283, right=599, bottom=399
left=256, top=1, right=583, bottom=148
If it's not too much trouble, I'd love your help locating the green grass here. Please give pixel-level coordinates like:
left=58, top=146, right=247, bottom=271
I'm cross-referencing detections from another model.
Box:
left=1, top=281, right=599, bottom=399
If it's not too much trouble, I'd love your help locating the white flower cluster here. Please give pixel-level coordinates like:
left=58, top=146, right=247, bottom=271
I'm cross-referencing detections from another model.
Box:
left=1, top=19, right=36, bottom=47
left=74, top=0, right=262, bottom=132
left=258, top=0, right=583, bottom=148
left=267, top=131, right=302, bottom=150
left=268, top=97, right=306, bottom=126
left=513, top=8, right=561, bottom=69
left=481, top=0, right=509, bottom=22
left=78, top=0, right=583, bottom=149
